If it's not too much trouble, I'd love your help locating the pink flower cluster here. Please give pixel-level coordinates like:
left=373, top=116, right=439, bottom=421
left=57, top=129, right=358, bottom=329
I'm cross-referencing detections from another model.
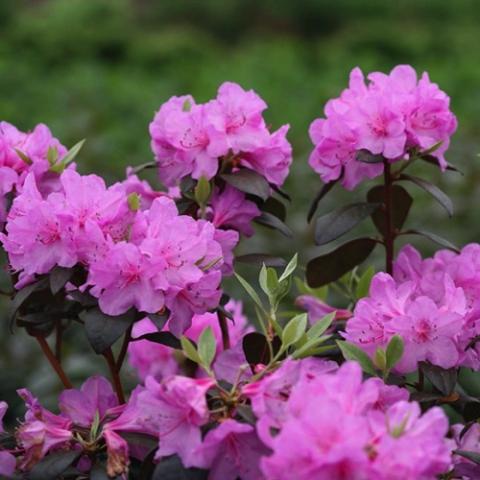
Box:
left=244, top=360, right=453, bottom=479
left=128, top=299, right=252, bottom=383
left=309, top=65, right=457, bottom=189
left=0, top=122, right=71, bottom=223
left=1, top=169, right=234, bottom=333
left=345, top=244, right=480, bottom=373
left=149, top=81, right=292, bottom=188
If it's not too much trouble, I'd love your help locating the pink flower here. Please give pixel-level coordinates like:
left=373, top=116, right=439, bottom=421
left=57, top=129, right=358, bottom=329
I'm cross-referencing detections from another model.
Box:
left=16, top=389, right=73, bottom=470
left=149, top=96, right=227, bottom=186
left=150, top=83, right=292, bottom=188
left=1, top=173, right=78, bottom=287
left=193, top=419, right=269, bottom=479
left=369, top=401, right=453, bottom=479
left=308, top=65, right=456, bottom=190
left=88, top=241, right=166, bottom=315
left=258, top=362, right=452, bottom=480
left=212, top=82, right=268, bottom=153
left=207, top=185, right=261, bottom=237
left=238, top=125, right=292, bottom=187
left=127, top=317, right=179, bottom=382
left=58, top=375, right=119, bottom=427
left=0, top=451, right=16, bottom=478
left=113, top=375, right=214, bottom=467
left=389, top=296, right=461, bottom=372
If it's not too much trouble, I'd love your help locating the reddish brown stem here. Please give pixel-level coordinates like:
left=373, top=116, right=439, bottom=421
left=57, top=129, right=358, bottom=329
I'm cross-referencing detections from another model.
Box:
left=103, top=348, right=125, bottom=404
left=55, top=321, right=63, bottom=363
left=218, top=310, right=231, bottom=350
left=115, top=325, right=132, bottom=373
left=383, top=161, right=394, bottom=274
left=35, top=336, right=73, bottom=389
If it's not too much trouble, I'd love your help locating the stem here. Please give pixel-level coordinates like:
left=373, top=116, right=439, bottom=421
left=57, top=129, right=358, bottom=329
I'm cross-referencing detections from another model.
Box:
left=115, top=325, right=132, bottom=373
left=383, top=160, right=395, bottom=274
left=35, top=336, right=73, bottom=389
left=55, top=321, right=63, bottom=363
left=103, top=348, right=125, bottom=404
left=217, top=310, right=231, bottom=350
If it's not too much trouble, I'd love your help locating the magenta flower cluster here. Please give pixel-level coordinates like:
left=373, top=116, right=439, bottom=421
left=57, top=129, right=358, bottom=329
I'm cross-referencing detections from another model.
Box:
left=345, top=244, right=480, bottom=373
left=149, top=81, right=292, bottom=188
left=0, top=69, right=473, bottom=479
left=309, top=65, right=457, bottom=189
left=1, top=168, right=232, bottom=332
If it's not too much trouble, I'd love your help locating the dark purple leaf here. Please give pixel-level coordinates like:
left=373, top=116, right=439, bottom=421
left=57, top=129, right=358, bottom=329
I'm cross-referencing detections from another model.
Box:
left=401, top=229, right=459, bottom=252
left=356, top=149, right=385, bottom=163
left=399, top=174, right=453, bottom=217
left=314, top=202, right=379, bottom=245
left=367, top=184, right=413, bottom=236
left=133, top=331, right=181, bottom=350
left=80, top=308, right=136, bottom=354
left=221, top=169, right=270, bottom=201
left=306, top=238, right=378, bottom=287
left=254, top=212, right=293, bottom=238
left=28, top=450, right=81, bottom=480
left=307, top=181, right=337, bottom=223
left=419, top=362, right=457, bottom=395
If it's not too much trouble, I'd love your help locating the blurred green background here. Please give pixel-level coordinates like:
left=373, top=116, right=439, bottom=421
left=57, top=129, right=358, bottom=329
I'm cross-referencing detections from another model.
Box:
left=2, top=0, right=480, bottom=413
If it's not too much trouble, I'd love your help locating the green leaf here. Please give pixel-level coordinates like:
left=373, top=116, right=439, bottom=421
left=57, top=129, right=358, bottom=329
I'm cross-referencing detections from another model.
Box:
left=127, top=192, right=140, bottom=211
left=356, top=149, right=385, bottom=163
left=259, top=264, right=279, bottom=299
left=307, top=312, right=335, bottom=340
left=336, top=340, right=377, bottom=376
left=221, top=169, right=270, bottom=201
left=423, top=140, right=443, bottom=155
left=385, top=335, right=404, bottom=370
left=314, top=202, right=379, bottom=246
left=306, top=238, right=378, bottom=288
left=80, top=308, right=136, bottom=354
left=180, top=336, right=202, bottom=365
left=198, top=326, right=216, bottom=369
left=400, top=174, right=453, bottom=217
left=14, top=147, right=32, bottom=164
left=367, top=184, right=413, bottom=236
left=50, top=139, right=85, bottom=173
left=47, top=146, right=58, bottom=165
left=255, top=211, right=293, bottom=238
left=194, top=176, right=211, bottom=206
left=282, top=313, right=308, bottom=348
left=61, top=138, right=86, bottom=167
left=374, top=348, right=387, bottom=371
left=356, top=266, right=375, bottom=299
left=234, top=272, right=264, bottom=311
left=279, top=253, right=298, bottom=282
left=49, top=266, right=73, bottom=295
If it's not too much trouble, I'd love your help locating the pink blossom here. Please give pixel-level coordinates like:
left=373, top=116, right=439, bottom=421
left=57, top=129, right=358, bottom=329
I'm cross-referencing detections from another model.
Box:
left=258, top=362, right=452, bottom=480
left=238, top=125, right=292, bottom=187
left=58, top=375, right=119, bottom=427
left=193, top=419, right=269, bottom=479
left=212, top=81, right=269, bottom=153
left=16, top=389, right=73, bottom=470
left=1, top=173, right=78, bottom=287
left=114, top=375, right=214, bottom=467
left=150, top=83, right=292, bottom=188
left=127, top=317, right=179, bottom=382
left=207, top=185, right=261, bottom=237
left=308, top=65, right=456, bottom=190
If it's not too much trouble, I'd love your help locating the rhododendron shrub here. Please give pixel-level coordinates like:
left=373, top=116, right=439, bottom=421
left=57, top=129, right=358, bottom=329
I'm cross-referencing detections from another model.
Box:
left=0, top=72, right=479, bottom=479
